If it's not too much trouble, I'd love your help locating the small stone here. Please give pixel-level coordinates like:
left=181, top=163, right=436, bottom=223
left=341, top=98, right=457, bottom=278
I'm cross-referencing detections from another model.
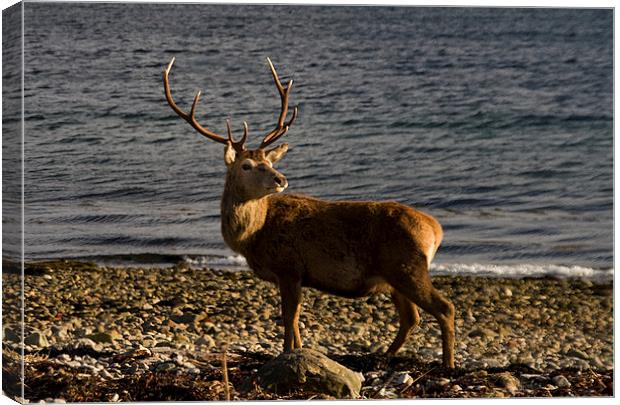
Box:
left=393, top=373, right=413, bottom=386
left=75, top=338, right=99, bottom=350
left=230, top=344, right=248, bottom=352
left=566, top=348, right=590, bottom=361
left=502, top=287, right=513, bottom=297
left=174, top=334, right=190, bottom=343
left=482, top=358, right=504, bottom=368
left=195, top=335, right=216, bottom=348
left=51, top=325, right=69, bottom=340
left=369, top=342, right=388, bottom=354
left=3, top=327, right=20, bottom=343
left=170, top=311, right=207, bottom=324
left=552, top=375, right=571, bottom=388
left=86, top=331, right=121, bottom=343
left=438, top=378, right=450, bottom=386
left=425, top=378, right=450, bottom=392
left=468, top=328, right=497, bottom=339
left=494, top=372, right=520, bottom=394
left=156, top=362, right=176, bottom=372
left=24, top=332, right=49, bottom=348
left=202, top=322, right=219, bottom=333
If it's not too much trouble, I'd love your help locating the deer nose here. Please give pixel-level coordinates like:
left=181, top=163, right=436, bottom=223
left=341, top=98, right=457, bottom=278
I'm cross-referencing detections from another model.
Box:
left=274, top=175, right=288, bottom=188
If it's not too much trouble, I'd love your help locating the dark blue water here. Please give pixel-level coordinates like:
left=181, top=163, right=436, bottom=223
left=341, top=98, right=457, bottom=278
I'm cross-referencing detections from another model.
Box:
left=7, top=4, right=613, bottom=276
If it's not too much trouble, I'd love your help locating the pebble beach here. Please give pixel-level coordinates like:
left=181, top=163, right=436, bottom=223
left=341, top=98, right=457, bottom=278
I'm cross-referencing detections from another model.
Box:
left=2, top=260, right=614, bottom=401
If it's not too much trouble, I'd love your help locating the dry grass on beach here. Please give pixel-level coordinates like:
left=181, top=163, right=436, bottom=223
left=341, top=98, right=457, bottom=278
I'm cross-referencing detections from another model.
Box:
left=2, top=260, right=614, bottom=401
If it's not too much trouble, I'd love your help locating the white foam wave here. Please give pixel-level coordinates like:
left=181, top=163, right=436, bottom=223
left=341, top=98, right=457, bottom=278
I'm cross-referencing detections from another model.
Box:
left=432, top=262, right=613, bottom=282
left=184, top=254, right=247, bottom=269
left=184, top=254, right=613, bottom=282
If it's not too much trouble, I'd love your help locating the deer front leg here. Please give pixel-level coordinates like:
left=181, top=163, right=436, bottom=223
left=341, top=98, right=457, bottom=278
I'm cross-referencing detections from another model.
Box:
left=278, top=277, right=303, bottom=352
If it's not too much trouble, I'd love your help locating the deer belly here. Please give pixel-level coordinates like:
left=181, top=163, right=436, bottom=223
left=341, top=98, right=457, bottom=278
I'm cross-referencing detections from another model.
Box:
left=301, top=253, right=385, bottom=297
left=247, top=261, right=279, bottom=284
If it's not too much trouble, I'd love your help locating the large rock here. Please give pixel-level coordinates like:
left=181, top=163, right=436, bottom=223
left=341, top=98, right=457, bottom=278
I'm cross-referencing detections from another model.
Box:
left=254, top=349, right=364, bottom=398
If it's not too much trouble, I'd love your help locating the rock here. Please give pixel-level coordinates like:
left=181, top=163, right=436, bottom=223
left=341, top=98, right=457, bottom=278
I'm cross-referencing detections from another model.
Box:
left=425, top=377, right=450, bottom=392
left=51, top=325, right=69, bottom=340
left=75, top=338, right=99, bottom=351
left=195, top=335, right=216, bottom=348
left=468, top=328, right=497, bottom=339
left=86, top=331, right=121, bottom=343
left=170, top=311, right=207, bottom=324
left=156, top=362, right=177, bottom=372
left=566, top=348, right=590, bottom=361
left=482, top=358, right=504, bottom=368
left=493, top=372, right=520, bottom=394
left=393, top=372, right=413, bottom=386
left=253, top=348, right=363, bottom=398
left=368, top=342, right=388, bottom=354
left=502, top=287, right=513, bottom=297
left=376, top=387, right=398, bottom=399
left=3, top=327, right=20, bottom=343
left=24, top=332, right=49, bottom=348
left=552, top=375, right=571, bottom=388
left=155, top=341, right=174, bottom=348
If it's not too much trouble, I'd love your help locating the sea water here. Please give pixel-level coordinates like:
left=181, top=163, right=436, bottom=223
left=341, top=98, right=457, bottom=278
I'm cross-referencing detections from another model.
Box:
left=4, top=4, right=613, bottom=280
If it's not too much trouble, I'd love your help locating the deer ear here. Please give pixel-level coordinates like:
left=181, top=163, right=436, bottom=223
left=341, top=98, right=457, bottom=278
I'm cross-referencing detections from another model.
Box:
left=224, top=142, right=236, bottom=166
left=265, top=143, right=289, bottom=164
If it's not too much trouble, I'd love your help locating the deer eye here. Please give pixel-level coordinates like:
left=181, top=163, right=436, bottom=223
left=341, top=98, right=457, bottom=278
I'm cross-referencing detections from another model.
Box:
left=242, top=163, right=252, bottom=171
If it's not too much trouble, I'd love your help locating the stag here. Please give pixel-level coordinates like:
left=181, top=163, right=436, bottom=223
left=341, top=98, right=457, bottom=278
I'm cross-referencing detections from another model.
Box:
left=163, top=57, right=455, bottom=368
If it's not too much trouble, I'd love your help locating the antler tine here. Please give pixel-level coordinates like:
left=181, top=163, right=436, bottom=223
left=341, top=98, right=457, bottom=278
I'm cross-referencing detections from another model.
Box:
left=261, top=58, right=298, bottom=149
left=261, top=105, right=298, bottom=148
left=225, top=120, right=249, bottom=152
left=163, top=58, right=240, bottom=147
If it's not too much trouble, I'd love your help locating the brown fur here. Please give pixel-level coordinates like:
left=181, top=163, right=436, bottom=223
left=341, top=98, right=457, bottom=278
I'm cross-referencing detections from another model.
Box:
left=220, top=147, right=456, bottom=368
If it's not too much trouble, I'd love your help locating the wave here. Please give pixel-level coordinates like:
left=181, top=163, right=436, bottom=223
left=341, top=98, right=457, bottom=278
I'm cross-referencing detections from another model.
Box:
left=180, top=255, right=612, bottom=282
left=183, top=254, right=248, bottom=269
left=432, top=262, right=612, bottom=283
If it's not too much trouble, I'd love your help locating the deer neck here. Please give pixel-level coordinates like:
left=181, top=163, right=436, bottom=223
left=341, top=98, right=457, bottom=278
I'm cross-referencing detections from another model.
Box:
left=220, top=178, right=269, bottom=254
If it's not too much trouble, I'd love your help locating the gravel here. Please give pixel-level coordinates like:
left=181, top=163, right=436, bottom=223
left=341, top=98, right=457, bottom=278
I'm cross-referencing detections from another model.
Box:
left=1, top=259, right=613, bottom=400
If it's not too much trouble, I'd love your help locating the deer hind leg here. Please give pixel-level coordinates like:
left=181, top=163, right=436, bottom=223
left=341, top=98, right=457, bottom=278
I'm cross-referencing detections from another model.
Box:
left=278, top=277, right=303, bottom=352
left=385, top=260, right=455, bottom=368
left=386, top=290, right=420, bottom=355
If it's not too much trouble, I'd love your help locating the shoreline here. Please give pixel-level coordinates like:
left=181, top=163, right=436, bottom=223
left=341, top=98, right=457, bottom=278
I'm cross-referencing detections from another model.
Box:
left=3, top=255, right=614, bottom=283
left=2, top=260, right=614, bottom=400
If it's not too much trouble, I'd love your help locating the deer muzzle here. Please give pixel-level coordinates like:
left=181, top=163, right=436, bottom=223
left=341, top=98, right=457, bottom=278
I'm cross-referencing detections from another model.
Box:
left=273, top=173, right=288, bottom=191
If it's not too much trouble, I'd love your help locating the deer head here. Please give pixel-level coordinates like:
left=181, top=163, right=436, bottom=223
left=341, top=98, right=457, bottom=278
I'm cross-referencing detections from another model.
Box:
left=163, top=57, right=298, bottom=201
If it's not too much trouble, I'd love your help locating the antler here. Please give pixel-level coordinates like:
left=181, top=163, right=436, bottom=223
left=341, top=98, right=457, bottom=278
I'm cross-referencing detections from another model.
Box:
left=163, top=57, right=247, bottom=152
left=260, top=58, right=299, bottom=149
